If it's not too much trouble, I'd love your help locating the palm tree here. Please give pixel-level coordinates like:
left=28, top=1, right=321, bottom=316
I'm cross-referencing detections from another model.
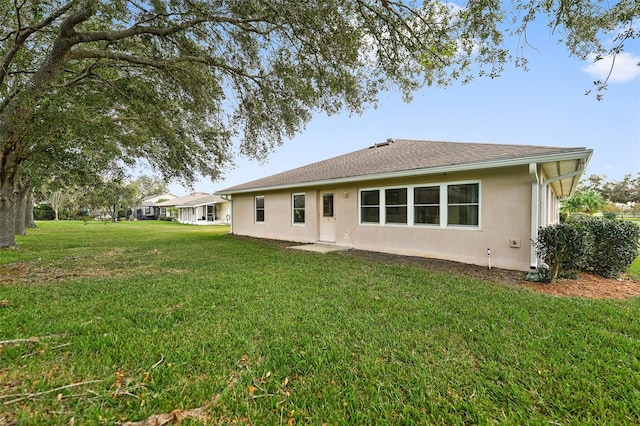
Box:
left=562, top=191, right=606, bottom=216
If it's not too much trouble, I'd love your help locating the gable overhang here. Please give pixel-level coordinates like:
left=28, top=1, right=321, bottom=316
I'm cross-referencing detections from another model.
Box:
left=218, top=149, right=593, bottom=196
left=538, top=154, right=592, bottom=197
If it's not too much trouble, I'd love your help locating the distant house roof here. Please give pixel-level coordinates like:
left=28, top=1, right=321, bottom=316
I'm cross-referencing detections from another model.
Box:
left=156, top=192, right=211, bottom=207
left=142, top=193, right=178, bottom=206
left=219, top=139, right=592, bottom=196
left=176, top=194, right=228, bottom=208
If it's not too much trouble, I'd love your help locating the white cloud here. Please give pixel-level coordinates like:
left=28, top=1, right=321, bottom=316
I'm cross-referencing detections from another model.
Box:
left=582, top=52, right=640, bottom=83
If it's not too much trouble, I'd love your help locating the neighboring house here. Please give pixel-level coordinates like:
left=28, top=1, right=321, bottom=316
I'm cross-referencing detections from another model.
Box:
left=156, top=192, right=231, bottom=225
left=138, top=193, right=178, bottom=220
left=218, top=139, right=592, bottom=272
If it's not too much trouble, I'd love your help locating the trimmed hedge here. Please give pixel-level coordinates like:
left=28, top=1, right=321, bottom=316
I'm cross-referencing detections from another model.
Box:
left=571, top=215, right=640, bottom=278
left=534, top=222, right=592, bottom=282
left=535, top=216, right=640, bottom=281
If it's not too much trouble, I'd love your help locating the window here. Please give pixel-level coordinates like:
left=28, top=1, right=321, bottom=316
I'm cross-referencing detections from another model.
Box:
left=255, top=196, right=264, bottom=223
left=293, top=193, right=305, bottom=224
left=385, top=188, right=407, bottom=224
left=323, top=194, right=334, bottom=217
left=359, top=181, right=480, bottom=228
left=360, top=190, right=380, bottom=223
left=414, top=186, right=440, bottom=225
left=447, top=183, right=479, bottom=226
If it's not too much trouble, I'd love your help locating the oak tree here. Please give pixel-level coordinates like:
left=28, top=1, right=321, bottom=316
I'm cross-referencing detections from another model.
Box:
left=1, top=0, right=637, bottom=247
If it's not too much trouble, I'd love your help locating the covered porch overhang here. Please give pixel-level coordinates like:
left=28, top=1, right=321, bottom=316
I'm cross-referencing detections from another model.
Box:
left=529, top=150, right=593, bottom=269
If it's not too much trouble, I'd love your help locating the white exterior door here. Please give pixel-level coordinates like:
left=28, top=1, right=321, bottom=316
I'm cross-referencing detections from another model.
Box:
left=319, top=193, right=336, bottom=243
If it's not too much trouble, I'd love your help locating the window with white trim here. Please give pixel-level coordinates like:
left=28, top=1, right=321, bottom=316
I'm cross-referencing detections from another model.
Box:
left=292, top=193, right=305, bottom=224
left=414, top=186, right=440, bottom=225
left=359, top=181, right=480, bottom=228
left=385, top=188, right=407, bottom=224
left=360, top=189, right=380, bottom=223
left=447, top=184, right=479, bottom=226
left=255, top=196, right=265, bottom=223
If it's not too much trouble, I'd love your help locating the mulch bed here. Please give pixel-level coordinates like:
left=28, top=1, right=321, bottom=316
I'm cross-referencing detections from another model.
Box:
left=337, top=248, right=640, bottom=300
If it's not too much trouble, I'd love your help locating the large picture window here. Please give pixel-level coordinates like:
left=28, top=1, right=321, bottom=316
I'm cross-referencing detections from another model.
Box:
left=385, top=188, right=407, bottom=224
left=255, top=196, right=265, bottom=223
left=359, top=181, right=480, bottom=228
left=414, top=186, right=440, bottom=225
left=447, top=184, right=479, bottom=226
left=292, top=193, right=305, bottom=224
left=360, top=190, right=380, bottom=223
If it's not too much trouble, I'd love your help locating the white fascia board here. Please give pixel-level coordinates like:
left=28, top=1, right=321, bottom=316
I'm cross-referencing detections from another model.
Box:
left=218, top=149, right=593, bottom=196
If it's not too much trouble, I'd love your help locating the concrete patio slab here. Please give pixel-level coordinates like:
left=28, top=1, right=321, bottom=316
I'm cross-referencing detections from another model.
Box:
left=287, top=243, right=350, bottom=254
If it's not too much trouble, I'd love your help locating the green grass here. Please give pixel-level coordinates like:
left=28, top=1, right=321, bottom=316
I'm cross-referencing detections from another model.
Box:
left=629, top=251, right=640, bottom=281
left=1, top=221, right=639, bottom=425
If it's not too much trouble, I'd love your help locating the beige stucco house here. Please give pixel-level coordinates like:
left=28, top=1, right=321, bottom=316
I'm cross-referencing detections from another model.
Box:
left=157, top=192, right=231, bottom=225
left=138, top=192, right=178, bottom=220
left=218, top=139, right=592, bottom=271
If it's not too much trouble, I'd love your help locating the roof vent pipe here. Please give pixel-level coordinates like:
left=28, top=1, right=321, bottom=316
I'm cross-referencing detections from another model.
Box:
left=370, top=139, right=393, bottom=149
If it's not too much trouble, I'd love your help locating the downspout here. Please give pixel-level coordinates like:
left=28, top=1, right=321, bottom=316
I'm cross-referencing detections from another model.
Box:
left=529, top=163, right=540, bottom=270
left=221, top=194, right=233, bottom=234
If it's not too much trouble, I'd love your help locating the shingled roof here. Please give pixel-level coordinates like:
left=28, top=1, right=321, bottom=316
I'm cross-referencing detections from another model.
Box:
left=219, top=139, right=592, bottom=195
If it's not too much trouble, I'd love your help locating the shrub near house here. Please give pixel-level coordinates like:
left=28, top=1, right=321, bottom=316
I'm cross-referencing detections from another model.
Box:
left=536, top=216, right=640, bottom=281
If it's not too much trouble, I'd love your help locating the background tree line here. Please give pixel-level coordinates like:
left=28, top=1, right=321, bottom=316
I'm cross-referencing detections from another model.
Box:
left=32, top=174, right=168, bottom=223
left=563, top=173, right=640, bottom=218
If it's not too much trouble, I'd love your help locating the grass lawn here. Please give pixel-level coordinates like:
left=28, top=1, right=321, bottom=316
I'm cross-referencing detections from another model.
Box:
left=1, top=221, right=639, bottom=424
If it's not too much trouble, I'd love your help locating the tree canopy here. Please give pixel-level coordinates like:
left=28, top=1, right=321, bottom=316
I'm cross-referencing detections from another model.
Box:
left=579, top=173, right=640, bottom=204
left=1, top=0, right=637, bottom=247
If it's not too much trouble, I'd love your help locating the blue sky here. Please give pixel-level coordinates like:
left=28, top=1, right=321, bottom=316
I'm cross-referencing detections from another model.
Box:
left=169, top=13, right=640, bottom=196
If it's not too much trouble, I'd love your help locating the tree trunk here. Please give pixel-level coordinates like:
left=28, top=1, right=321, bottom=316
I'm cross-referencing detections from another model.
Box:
left=14, top=187, right=26, bottom=235
left=14, top=183, right=32, bottom=234
left=25, top=188, right=36, bottom=228
left=0, top=179, right=17, bottom=248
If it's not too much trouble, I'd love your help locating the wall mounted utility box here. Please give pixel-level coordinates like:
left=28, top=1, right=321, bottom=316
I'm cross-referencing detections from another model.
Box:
left=509, top=239, right=521, bottom=248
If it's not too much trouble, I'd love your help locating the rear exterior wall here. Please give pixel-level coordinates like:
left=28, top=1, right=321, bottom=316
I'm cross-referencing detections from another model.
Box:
left=229, top=166, right=534, bottom=271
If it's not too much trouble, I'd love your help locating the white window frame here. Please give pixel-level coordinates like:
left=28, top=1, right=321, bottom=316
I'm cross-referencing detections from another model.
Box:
left=292, top=193, right=306, bottom=225
left=359, top=189, right=381, bottom=224
left=384, top=187, right=408, bottom=225
left=358, top=180, right=481, bottom=229
left=446, top=182, right=480, bottom=228
left=413, top=185, right=441, bottom=226
left=255, top=195, right=265, bottom=223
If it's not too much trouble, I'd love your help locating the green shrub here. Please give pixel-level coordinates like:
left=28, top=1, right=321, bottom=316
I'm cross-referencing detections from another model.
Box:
left=535, top=217, right=640, bottom=281
left=534, top=223, right=593, bottom=282
left=603, top=211, right=617, bottom=220
left=33, top=204, right=55, bottom=220
left=570, top=216, right=640, bottom=278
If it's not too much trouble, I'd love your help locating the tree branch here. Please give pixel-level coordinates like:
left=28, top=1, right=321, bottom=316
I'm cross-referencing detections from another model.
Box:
left=73, top=13, right=272, bottom=45
left=0, top=0, right=78, bottom=87
left=68, top=49, right=269, bottom=82
left=1, top=380, right=104, bottom=405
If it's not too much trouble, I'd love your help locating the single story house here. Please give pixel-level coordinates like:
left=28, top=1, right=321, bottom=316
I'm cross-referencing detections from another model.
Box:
left=138, top=192, right=178, bottom=220
left=157, top=192, right=231, bottom=225
left=218, top=139, right=592, bottom=271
